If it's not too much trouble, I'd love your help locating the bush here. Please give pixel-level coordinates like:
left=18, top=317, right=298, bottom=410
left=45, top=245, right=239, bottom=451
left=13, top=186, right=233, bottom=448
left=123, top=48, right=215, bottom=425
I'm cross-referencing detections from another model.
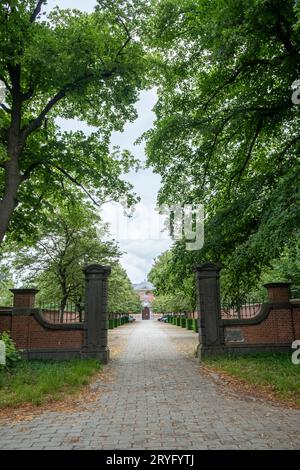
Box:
left=0, top=331, right=22, bottom=369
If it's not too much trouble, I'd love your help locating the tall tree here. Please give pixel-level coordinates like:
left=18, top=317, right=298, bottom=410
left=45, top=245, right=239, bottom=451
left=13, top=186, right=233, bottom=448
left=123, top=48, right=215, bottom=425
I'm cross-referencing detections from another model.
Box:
left=148, top=250, right=196, bottom=311
left=108, top=264, right=142, bottom=314
left=0, top=0, right=146, bottom=244
left=7, top=198, right=120, bottom=320
left=145, top=0, right=300, bottom=299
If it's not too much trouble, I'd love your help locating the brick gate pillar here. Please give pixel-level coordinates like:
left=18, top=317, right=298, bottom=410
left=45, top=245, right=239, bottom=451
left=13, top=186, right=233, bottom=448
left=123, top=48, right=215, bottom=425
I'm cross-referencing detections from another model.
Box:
left=263, top=282, right=292, bottom=303
left=10, top=288, right=39, bottom=308
left=195, top=262, right=224, bottom=358
left=82, top=264, right=111, bottom=364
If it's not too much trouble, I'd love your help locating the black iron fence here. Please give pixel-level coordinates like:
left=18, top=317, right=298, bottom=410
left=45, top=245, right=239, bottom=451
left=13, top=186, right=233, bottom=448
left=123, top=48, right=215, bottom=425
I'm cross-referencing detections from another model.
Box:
left=220, top=298, right=266, bottom=320
left=39, top=302, right=85, bottom=324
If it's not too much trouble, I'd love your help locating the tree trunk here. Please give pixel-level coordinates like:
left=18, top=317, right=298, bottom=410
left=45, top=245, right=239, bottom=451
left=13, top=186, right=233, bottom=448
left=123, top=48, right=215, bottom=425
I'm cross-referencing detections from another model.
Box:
left=0, top=156, right=22, bottom=245
left=59, top=297, right=67, bottom=323
left=0, top=66, right=23, bottom=246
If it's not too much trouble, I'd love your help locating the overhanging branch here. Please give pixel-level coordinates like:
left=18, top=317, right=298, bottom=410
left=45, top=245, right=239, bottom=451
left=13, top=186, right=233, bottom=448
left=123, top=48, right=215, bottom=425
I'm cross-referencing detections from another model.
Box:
left=30, top=0, right=46, bottom=23
left=45, top=161, right=100, bottom=207
left=21, top=71, right=113, bottom=141
left=231, top=118, right=263, bottom=182
left=0, top=103, right=11, bottom=113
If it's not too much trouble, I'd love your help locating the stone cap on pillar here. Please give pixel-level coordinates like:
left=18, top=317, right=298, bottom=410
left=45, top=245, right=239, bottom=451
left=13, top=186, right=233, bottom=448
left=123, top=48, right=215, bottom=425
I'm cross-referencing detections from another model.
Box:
left=194, top=262, right=222, bottom=279
left=10, top=288, right=39, bottom=308
left=263, top=282, right=292, bottom=303
left=83, top=264, right=111, bottom=277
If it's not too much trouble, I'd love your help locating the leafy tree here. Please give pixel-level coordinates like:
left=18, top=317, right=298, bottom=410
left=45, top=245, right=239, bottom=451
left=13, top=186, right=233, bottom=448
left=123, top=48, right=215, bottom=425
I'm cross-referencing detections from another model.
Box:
left=148, top=250, right=196, bottom=312
left=108, top=264, right=142, bottom=314
left=0, top=264, right=13, bottom=306
left=151, top=294, right=172, bottom=313
left=145, top=0, right=300, bottom=300
left=152, top=292, right=192, bottom=313
left=249, top=232, right=300, bottom=298
left=6, top=198, right=120, bottom=320
left=148, top=251, right=174, bottom=295
left=0, top=0, right=146, bottom=245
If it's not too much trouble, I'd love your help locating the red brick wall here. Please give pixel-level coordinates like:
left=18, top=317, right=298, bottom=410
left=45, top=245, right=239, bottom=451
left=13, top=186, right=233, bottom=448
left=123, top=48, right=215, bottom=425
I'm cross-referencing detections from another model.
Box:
left=0, top=311, right=12, bottom=333
left=293, top=306, right=300, bottom=339
left=225, top=306, right=300, bottom=345
left=0, top=311, right=84, bottom=351
left=26, top=316, right=83, bottom=349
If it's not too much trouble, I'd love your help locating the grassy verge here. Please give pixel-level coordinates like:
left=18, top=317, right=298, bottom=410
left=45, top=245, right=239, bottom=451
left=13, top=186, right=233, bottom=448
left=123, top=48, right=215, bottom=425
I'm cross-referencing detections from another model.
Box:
left=0, top=359, right=101, bottom=408
left=203, top=353, right=300, bottom=406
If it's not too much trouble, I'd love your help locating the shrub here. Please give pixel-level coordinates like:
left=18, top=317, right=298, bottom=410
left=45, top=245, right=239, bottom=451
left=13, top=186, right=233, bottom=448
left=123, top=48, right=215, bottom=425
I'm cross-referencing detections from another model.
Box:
left=0, top=331, right=22, bottom=369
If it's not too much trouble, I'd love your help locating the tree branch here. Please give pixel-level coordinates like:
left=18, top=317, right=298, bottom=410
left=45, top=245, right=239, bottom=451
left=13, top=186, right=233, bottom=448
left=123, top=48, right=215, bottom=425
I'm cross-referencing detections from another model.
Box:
left=45, top=161, right=101, bottom=207
left=268, top=3, right=295, bottom=54
left=231, top=118, right=263, bottom=182
left=30, top=0, right=46, bottom=23
left=0, top=103, right=11, bottom=113
left=21, top=83, right=35, bottom=101
left=21, top=161, right=42, bottom=181
left=21, top=71, right=112, bottom=141
left=115, top=15, right=132, bottom=59
left=21, top=89, right=66, bottom=140
left=202, top=58, right=282, bottom=111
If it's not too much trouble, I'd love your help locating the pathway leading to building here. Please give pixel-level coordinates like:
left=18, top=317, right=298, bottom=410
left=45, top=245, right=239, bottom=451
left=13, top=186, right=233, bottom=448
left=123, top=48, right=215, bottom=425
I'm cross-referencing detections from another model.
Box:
left=0, top=320, right=299, bottom=449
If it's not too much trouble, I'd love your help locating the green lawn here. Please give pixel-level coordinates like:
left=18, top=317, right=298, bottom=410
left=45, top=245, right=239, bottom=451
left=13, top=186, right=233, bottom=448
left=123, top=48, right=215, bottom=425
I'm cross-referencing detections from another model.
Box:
left=203, top=353, right=300, bottom=406
left=0, top=359, right=101, bottom=408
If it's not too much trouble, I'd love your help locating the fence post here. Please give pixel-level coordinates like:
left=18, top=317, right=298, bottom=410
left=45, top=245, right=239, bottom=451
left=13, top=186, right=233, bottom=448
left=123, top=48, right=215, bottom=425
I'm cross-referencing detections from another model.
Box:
left=195, top=262, right=224, bottom=358
left=82, top=264, right=111, bottom=364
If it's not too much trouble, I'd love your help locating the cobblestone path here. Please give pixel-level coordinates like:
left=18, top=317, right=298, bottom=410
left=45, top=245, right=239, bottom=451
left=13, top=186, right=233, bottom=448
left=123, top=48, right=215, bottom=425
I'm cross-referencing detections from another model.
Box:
left=0, top=320, right=299, bottom=449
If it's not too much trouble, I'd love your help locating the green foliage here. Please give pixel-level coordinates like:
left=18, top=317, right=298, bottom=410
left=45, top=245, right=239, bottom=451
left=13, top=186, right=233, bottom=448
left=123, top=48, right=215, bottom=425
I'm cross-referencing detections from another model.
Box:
left=248, top=232, right=300, bottom=298
left=0, top=331, right=22, bottom=370
left=145, top=0, right=300, bottom=300
left=151, top=292, right=192, bottom=313
left=149, top=250, right=196, bottom=312
left=0, top=264, right=13, bottom=306
left=0, top=0, right=148, bottom=243
left=3, top=195, right=142, bottom=315
left=109, top=264, right=142, bottom=314
left=5, top=197, right=121, bottom=310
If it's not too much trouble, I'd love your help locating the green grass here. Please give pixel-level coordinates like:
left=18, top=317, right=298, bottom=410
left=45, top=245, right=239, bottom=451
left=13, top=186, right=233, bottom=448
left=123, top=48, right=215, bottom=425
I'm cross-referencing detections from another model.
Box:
left=203, top=353, right=300, bottom=405
left=0, top=359, right=101, bottom=408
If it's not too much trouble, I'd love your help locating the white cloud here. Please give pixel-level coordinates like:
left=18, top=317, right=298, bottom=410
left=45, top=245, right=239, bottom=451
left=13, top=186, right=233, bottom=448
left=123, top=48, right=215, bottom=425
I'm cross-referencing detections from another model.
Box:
left=120, top=239, right=172, bottom=283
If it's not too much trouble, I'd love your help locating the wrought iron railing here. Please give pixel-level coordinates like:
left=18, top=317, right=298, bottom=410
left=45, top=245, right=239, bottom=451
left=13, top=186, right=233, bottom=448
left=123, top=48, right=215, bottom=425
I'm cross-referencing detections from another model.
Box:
left=39, top=302, right=85, bottom=324
left=220, top=298, right=266, bottom=320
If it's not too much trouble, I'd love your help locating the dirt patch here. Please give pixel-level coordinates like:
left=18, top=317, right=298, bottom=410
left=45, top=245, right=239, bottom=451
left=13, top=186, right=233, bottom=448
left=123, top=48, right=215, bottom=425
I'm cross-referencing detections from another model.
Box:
left=163, top=323, right=199, bottom=358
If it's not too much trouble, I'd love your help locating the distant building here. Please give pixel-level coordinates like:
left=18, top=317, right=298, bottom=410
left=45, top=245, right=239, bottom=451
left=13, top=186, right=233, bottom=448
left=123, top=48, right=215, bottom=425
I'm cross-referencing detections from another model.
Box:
left=133, top=281, right=155, bottom=308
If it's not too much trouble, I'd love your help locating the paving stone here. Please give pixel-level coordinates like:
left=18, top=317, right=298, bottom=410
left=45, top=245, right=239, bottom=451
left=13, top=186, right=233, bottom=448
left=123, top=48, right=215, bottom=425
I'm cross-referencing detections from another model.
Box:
left=0, top=320, right=299, bottom=449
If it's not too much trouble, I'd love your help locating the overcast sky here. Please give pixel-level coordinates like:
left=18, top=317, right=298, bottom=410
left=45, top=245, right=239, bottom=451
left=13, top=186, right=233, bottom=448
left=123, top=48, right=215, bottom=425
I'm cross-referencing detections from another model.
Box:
left=45, top=0, right=171, bottom=282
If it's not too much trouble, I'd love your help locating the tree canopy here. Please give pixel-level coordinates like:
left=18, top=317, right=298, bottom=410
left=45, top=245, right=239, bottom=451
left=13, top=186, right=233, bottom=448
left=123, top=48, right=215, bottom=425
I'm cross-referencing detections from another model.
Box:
left=148, top=250, right=196, bottom=312
left=2, top=195, right=142, bottom=315
left=144, top=0, right=300, bottom=300
left=0, top=0, right=147, bottom=245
